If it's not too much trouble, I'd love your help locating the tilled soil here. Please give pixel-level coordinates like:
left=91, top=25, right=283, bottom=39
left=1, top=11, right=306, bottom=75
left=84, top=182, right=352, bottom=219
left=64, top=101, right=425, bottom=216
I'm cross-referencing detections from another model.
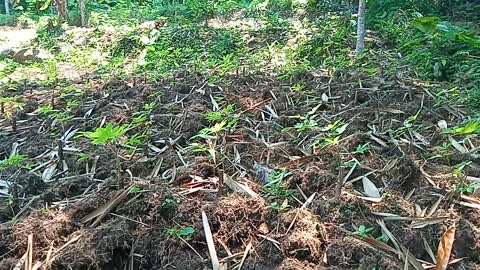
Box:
left=0, top=69, right=479, bottom=270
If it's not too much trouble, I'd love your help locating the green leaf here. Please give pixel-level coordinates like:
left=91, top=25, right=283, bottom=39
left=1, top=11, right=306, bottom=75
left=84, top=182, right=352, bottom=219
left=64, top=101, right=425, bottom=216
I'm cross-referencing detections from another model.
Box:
left=412, top=16, right=440, bottom=33
left=130, top=185, right=141, bottom=193
left=458, top=33, right=480, bottom=49
left=167, top=228, right=178, bottom=236
left=39, top=0, right=53, bottom=11
left=436, top=21, right=458, bottom=39
left=178, top=227, right=195, bottom=237
left=211, top=120, right=227, bottom=133
left=364, top=227, right=374, bottom=233
left=353, top=143, right=370, bottom=154
left=443, top=120, right=480, bottom=135
left=81, top=123, right=128, bottom=145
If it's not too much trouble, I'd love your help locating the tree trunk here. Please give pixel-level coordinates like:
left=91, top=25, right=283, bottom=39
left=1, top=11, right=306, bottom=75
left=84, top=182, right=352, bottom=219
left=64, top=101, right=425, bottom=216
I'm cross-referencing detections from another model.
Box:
left=54, top=0, right=69, bottom=25
left=79, top=0, right=86, bottom=27
left=4, top=0, right=9, bottom=14
left=355, top=0, right=366, bottom=57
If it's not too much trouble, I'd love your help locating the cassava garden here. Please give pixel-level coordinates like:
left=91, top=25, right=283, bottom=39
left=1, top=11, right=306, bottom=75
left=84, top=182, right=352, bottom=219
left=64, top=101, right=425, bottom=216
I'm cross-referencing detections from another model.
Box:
left=0, top=0, right=479, bottom=269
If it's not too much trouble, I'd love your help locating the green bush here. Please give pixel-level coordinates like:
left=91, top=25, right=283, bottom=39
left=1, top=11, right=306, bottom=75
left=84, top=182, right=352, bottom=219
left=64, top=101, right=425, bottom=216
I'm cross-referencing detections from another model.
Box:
left=0, top=14, right=18, bottom=26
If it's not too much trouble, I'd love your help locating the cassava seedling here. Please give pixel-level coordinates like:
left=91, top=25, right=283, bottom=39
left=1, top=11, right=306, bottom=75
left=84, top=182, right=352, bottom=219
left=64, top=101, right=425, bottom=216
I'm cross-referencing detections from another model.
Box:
left=352, top=143, right=370, bottom=154
left=79, top=123, right=129, bottom=145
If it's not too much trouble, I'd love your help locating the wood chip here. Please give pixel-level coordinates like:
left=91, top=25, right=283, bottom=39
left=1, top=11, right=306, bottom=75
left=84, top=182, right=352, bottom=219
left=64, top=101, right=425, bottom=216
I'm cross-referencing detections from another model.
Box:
left=202, top=211, right=220, bottom=270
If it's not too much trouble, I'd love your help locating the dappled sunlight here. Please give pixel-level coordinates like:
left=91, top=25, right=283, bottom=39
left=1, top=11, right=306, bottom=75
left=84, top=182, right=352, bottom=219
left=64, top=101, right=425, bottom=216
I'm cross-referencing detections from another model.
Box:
left=208, top=11, right=265, bottom=31
left=0, top=27, right=36, bottom=51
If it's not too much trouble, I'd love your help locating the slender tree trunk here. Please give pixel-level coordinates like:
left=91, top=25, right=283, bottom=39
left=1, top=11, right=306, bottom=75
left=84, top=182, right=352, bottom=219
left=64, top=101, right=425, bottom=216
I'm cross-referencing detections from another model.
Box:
left=54, top=0, right=69, bottom=25
left=4, top=0, right=9, bottom=14
left=79, top=0, right=86, bottom=27
left=355, top=0, right=366, bottom=57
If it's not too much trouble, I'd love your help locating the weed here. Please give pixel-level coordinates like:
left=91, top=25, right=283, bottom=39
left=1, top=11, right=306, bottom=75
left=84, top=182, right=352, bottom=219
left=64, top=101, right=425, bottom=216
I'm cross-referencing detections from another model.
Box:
left=429, top=142, right=453, bottom=160
left=351, top=225, right=374, bottom=239
left=318, top=136, right=341, bottom=148
left=454, top=161, right=471, bottom=174
left=186, top=143, right=209, bottom=154
left=162, top=197, right=177, bottom=207
left=66, top=100, right=80, bottom=109
left=315, top=120, right=349, bottom=148
left=49, top=112, right=74, bottom=123
left=270, top=168, right=290, bottom=182
left=291, top=83, right=305, bottom=93
left=403, top=110, right=421, bottom=128
left=456, top=182, right=480, bottom=195
left=432, top=142, right=451, bottom=151
left=284, top=104, right=322, bottom=132
left=0, top=154, right=27, bottom=169
left=123, top=133, right=145, bottom=147
left=318, top=120, right=349, bottom=135
left=342, top=160, right=358, bottom=168
left=130, top=185, right=142, bottom=193
left=0, top=95, right=22, bottom=104
left=132, top=102, right=156, bottom=127
left=270, top=199, right=291, bottom=212
left=43, top=59, right=59, bottom=86
left=466, top=87, right=480, bottom=111
left=262, top=181, right=293, bottom=199
left=352, top=143, right=370, bottom=155
left=35, top=105, right=56, bottom=115
left=195, top=120, right=228, bottom=138
left=167, top=226, right=194, bottom=238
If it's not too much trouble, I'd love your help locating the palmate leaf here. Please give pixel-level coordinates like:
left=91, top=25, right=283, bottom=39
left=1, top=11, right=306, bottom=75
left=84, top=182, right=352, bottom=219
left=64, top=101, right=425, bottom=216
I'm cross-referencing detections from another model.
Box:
left=82, top=123, right=128, bottom=145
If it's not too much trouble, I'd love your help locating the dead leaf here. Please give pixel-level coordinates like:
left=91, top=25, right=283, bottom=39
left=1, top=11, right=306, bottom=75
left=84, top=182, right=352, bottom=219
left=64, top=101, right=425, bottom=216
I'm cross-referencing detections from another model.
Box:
left=381, top=108, right=405, bottom=114
left=411, top=217, right=448, bottom=229
left=258, top=223, right=270, bottom=234
left=223, top=174, right=259, bottom=198
left=238, top=241, right=252, bottom=270
left=321, top=93, right=329, bottom=102
left=437, top=120, right=448, bottom=130
left=277, top=155, right=316, bottom=169
left=448, top=137, right=467, bottom=154
left=202, top=211, right=220, bottom=270
left=81, top=185, right=133, bottom=227
left=435, top=225, right=456, bottom=270
left=362, top=177, right=380, bottom=198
